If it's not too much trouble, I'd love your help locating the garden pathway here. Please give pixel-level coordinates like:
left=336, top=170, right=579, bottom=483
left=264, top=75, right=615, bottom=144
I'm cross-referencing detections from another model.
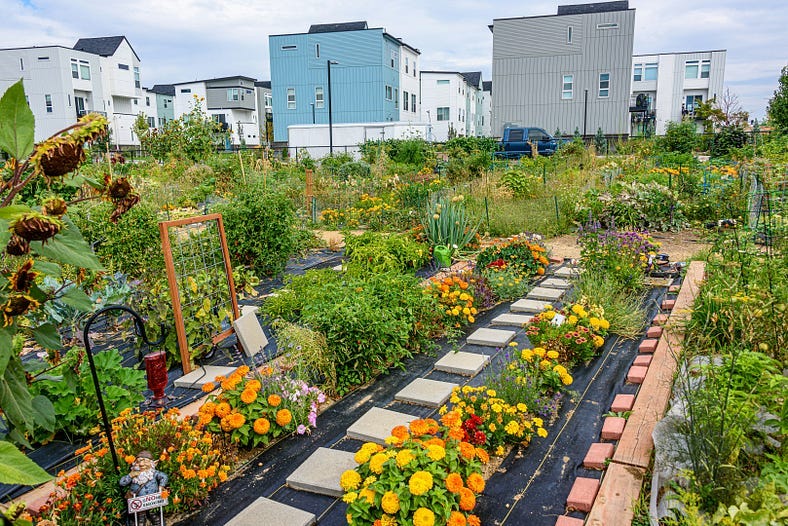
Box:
left=177, top=263, right=667, bottom=526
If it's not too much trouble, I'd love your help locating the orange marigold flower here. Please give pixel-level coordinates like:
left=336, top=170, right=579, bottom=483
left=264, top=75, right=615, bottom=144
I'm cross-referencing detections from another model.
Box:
left=246, top=379, right=261, bottom=392
left=267, top=394, right=282, bottom=407
left=448, top=427, right=465, bottom=441
left=475, top=448, right=490, bottom=463
left=275, top=408, right=292, bottom=427
left=215, top=402, right=231, bottom=418
left=445, top=472, right=464, bottom=494
left=458, top=441, right=476, bottom=460
left=391, top=425, right=409, bottom=439
left=459, top=487, right=476, bottom=511
left=448, top=511, right=467, bottom=526
left=409, top=419, right=430, bottom=437
left=467, top=514, right=481, bottom=526
left=466, top=473, right=485, bottom=493
left=124, top=455, right=135, bottom=464
left=536, top=267, right=545, bottom=276
left=253, top=418, right=270, bottom=435
left=201, top=382, right=216, bottom=393
left=240, top=389, right=257, bottom=404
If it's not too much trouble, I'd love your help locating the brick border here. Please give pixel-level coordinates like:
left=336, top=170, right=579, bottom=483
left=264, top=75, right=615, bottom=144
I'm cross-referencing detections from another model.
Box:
left=585, top=261, right=705, bottom=525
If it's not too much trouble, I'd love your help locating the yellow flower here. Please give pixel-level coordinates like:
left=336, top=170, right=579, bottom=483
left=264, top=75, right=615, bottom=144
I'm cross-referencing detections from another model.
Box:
left=426, top=444, right=446, bottom=461
left=381, top=491, right=400, bottom=514
left=408, top=471, right=433, bottom=496
left=537, top=427, right=548, bottom=438
left=562, top=374, right=573, bottom=385
left=340, top=470, right=361, bottom=491
left=342, top=491, right=358, bottom=503
left=516, top=403, right=528, bottom=412
left=505, top=421, right=520, bottom=435
left=546, top=350, right=560, bottom=360
left=413, top=508, right=435, bottom=526
left=369, top=452, right=388, bottom=474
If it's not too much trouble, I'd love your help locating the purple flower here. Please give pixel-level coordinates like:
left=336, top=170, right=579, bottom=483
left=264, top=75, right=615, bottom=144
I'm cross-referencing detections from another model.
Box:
left=297, top=424, right=307, bottom=435
left=317, top=393, right=326, bottom=404
left=308, top=411, right=317, bottom=427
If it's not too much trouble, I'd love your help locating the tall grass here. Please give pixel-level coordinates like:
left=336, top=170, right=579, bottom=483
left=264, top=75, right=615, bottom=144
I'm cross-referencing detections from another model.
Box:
left=570, top=270, right=647, bottom=339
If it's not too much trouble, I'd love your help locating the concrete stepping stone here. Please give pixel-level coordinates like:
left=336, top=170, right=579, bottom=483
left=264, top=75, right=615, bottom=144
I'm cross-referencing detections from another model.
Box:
left=566, top=477, right=600, bottom=512
left=346, top=407, right=416, bottom=445
left=286, top=447, right=357, bottom=497
left=395, top=378, right=457, bottom=407
left=554, top=266, right=580, bottom=278
left=611, top=394, right=635, bottom=413
left=540, top=277, right=571, bottom=289
left=491, top=313, right=533, bottom=327
left=511, top=298, right=550, bottom=313
left=225, top=497, right=316, bottom=526
left=601, top=417, right=626, bottom=440
left=434, top=351, right=490, bottom=376
left=466, top=327, right=515, bottom=347
left=174, top=365, right=237, bottom=389
left=527, top=286, right=564, bottom=302
left=583, top=443, right=615, bottom=470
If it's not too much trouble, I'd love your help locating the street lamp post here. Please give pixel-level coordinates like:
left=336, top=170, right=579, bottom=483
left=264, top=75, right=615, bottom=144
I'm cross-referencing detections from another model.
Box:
left=327, top=60, right=339, bottom=155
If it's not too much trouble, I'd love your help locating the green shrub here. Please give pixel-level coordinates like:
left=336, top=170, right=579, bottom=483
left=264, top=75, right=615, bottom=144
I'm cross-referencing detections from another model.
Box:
left=421, top=194, right=480, bottom=254
left=70, top=201, right=165, bottom=280
left=575, top=181, right=688, bottom=231
left=659, top=120, right=698, bottom=153
left=343, top=231, right=431, bottom=276
left=263, top=270, right=440, bottom=395
left=214, top=185, right=297, bottom=276
left=710, top=126, right=749, bottom=157
left=499, top=169, right=540, bottom=197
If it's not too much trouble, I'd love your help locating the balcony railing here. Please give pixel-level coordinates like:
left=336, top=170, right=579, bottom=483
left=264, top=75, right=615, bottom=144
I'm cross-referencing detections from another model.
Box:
left=77, top=110, right=108, bottom=118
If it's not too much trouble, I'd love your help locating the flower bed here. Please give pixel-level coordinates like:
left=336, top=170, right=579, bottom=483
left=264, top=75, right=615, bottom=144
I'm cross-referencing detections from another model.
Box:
left=525, top=303, right=609, bottom=365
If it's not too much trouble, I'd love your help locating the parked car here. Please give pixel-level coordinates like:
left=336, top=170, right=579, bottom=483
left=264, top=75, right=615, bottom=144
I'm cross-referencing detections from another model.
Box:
left=495, top=127, right=560, bottom=158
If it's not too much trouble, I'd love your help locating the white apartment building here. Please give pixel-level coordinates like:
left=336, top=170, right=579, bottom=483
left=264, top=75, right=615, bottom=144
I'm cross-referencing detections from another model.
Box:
left=481, top=81, right=493, bottom=137
left=399, top=43, right=420, bottom=122
left=0, top=36, right=143, bottom=146
left=172, top=76, right=260, bottom=147
left=420, top=71, right=485, bottom=142
left=630, top=49, right=726, bottom=136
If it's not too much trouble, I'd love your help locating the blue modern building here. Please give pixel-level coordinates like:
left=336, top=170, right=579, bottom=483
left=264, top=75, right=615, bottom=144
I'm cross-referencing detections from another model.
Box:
left=269, top=21, right=418, bottom=143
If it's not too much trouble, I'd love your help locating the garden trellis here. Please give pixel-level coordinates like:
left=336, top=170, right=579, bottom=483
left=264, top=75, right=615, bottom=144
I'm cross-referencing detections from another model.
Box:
left=159, top=214, right=240, bottom=373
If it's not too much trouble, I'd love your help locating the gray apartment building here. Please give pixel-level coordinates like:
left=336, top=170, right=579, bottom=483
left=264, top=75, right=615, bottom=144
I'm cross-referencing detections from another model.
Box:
left=490, top=1, right=635, bottom=138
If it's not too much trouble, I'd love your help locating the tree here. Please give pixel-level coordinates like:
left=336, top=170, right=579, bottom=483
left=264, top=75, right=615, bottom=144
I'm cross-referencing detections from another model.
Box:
left=767, top=65, right=788, bottom=131
left=695, top=89, right=749, bottom=133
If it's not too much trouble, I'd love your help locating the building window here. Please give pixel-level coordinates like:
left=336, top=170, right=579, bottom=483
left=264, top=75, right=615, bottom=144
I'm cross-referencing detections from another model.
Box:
left=394, top=88, right=399, bottom=108
left=79, top=61, right=91, bottom=80
left=390, top=50, right=397, bottom=68
left=405, top=57, right=409, bottom=74
left=180, top=88, right=191, bottom=93
left=145, top=96, right=150, bottom=106
left=567, top=26, right=573, bottom=44
left=315, top=86, right=324, bottom=109
left=264, top=93, right=272, bottom=109
left=45, top=94, right=52, bottom=113
left=71, top=60, right=79, bottom=79
left=685, top=60, right=699, bottom=79
left=385, top=85, right=393, bottom=100
left=413, top=61, right=417, bottom=77
left=147, top=116, right=155, bottom=128
left=633, top=63, right=643, bottom=82
left=411, top=93, right=416, bottom=112
left=598, top=72, right=610, bottom=98
left=118, top=63, right=129, bottom=70
left=436, top=79, right=449, bottom=85
left=436, top=107, right=450, bottom=121
left=38, top=56, right=49, bottom=61
left=133, top=99, right=138, bottom=105
left=403, top=91, right=409, bottom=111
left=281, top=45, right=297, bottom=50
left=158, top=117, right=165, bottom=126
left=315, top=43, right=320, bottom=58
left=562, top=74, right=573, bottom=100
left=685, top=94, right=703, bottom=113
left=19, top=58, right=24, bottom=71
left=596, top=23, right=619, bottom=29
left=700, top=60, right=710, bottom=79
left=227, top=88, right=240, bottom=102
left=134, top=66, right=140, bottom=88
left=287, top=88, right=296, bottom=109
left=645, top=62, right=658, bottom=81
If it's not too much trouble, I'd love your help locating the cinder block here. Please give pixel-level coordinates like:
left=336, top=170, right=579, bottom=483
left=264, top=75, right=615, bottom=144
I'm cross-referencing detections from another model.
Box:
left=638, top=339, right=658, bottom=353
left=627, top=366, right=648, bottom=384
left=611, top=394, right=635, bottom=413
left=601, top=417, right=626, bottom=440
left=583, top=443, right=615, bottom=470
left=566, top=477, right=600, bottom=513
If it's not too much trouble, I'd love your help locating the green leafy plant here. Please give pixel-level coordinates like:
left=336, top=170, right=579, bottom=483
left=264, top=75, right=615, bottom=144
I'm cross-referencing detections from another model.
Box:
left=421, top=194, right=480, bottom=256
left=343, top=231, right=430, bottom=276
left=31, top=347, right=146, bottom=439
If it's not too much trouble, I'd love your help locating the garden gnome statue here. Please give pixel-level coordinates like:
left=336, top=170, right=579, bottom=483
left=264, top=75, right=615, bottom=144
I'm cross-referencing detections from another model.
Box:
left=120, top=450, right=168, bottom=526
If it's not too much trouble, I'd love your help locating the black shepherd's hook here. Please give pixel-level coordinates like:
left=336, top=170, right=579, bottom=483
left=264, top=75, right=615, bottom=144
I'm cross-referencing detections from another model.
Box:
left=82, top=305, right=166, bottom=474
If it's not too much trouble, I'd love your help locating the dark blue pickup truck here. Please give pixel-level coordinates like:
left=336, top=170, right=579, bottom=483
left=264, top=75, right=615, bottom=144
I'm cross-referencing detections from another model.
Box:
left=495, top=127, right=560, bottom=158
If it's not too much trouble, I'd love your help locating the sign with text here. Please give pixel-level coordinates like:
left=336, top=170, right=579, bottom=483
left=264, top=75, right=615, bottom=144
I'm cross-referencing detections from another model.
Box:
left=127, top=492, right=168, bottom=514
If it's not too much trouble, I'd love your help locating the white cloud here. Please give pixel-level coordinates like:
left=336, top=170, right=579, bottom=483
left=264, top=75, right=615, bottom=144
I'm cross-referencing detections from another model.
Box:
left=1, top=0, right=785, bottom=118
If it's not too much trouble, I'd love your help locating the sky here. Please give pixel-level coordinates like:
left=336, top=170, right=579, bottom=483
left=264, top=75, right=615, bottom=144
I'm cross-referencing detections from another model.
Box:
left=2, top=0, right=786, bottom=120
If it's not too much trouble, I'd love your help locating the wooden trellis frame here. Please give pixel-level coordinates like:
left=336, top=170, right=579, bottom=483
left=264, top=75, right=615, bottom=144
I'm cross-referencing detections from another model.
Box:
left=159, top=214, right=240, bottom=374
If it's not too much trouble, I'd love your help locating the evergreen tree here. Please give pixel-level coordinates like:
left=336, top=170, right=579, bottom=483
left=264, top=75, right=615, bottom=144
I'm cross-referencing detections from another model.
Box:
left=767, top=65, right=788, bottom=131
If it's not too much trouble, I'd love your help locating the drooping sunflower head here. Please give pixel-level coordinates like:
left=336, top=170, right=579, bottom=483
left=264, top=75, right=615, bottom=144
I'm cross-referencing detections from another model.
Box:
left=42, top=197, right=68, bottom=218
left=6, top=234, right=30, bottom=256
left=10, top=212, right=63, bottom=243
left=2, top=294, right=41, bottom=326
left=9, top=260, right=38, bottom=292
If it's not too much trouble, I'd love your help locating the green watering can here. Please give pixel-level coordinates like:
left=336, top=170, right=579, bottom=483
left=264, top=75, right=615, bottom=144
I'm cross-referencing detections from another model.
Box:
left=433, top=245, right=452, bottom=269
